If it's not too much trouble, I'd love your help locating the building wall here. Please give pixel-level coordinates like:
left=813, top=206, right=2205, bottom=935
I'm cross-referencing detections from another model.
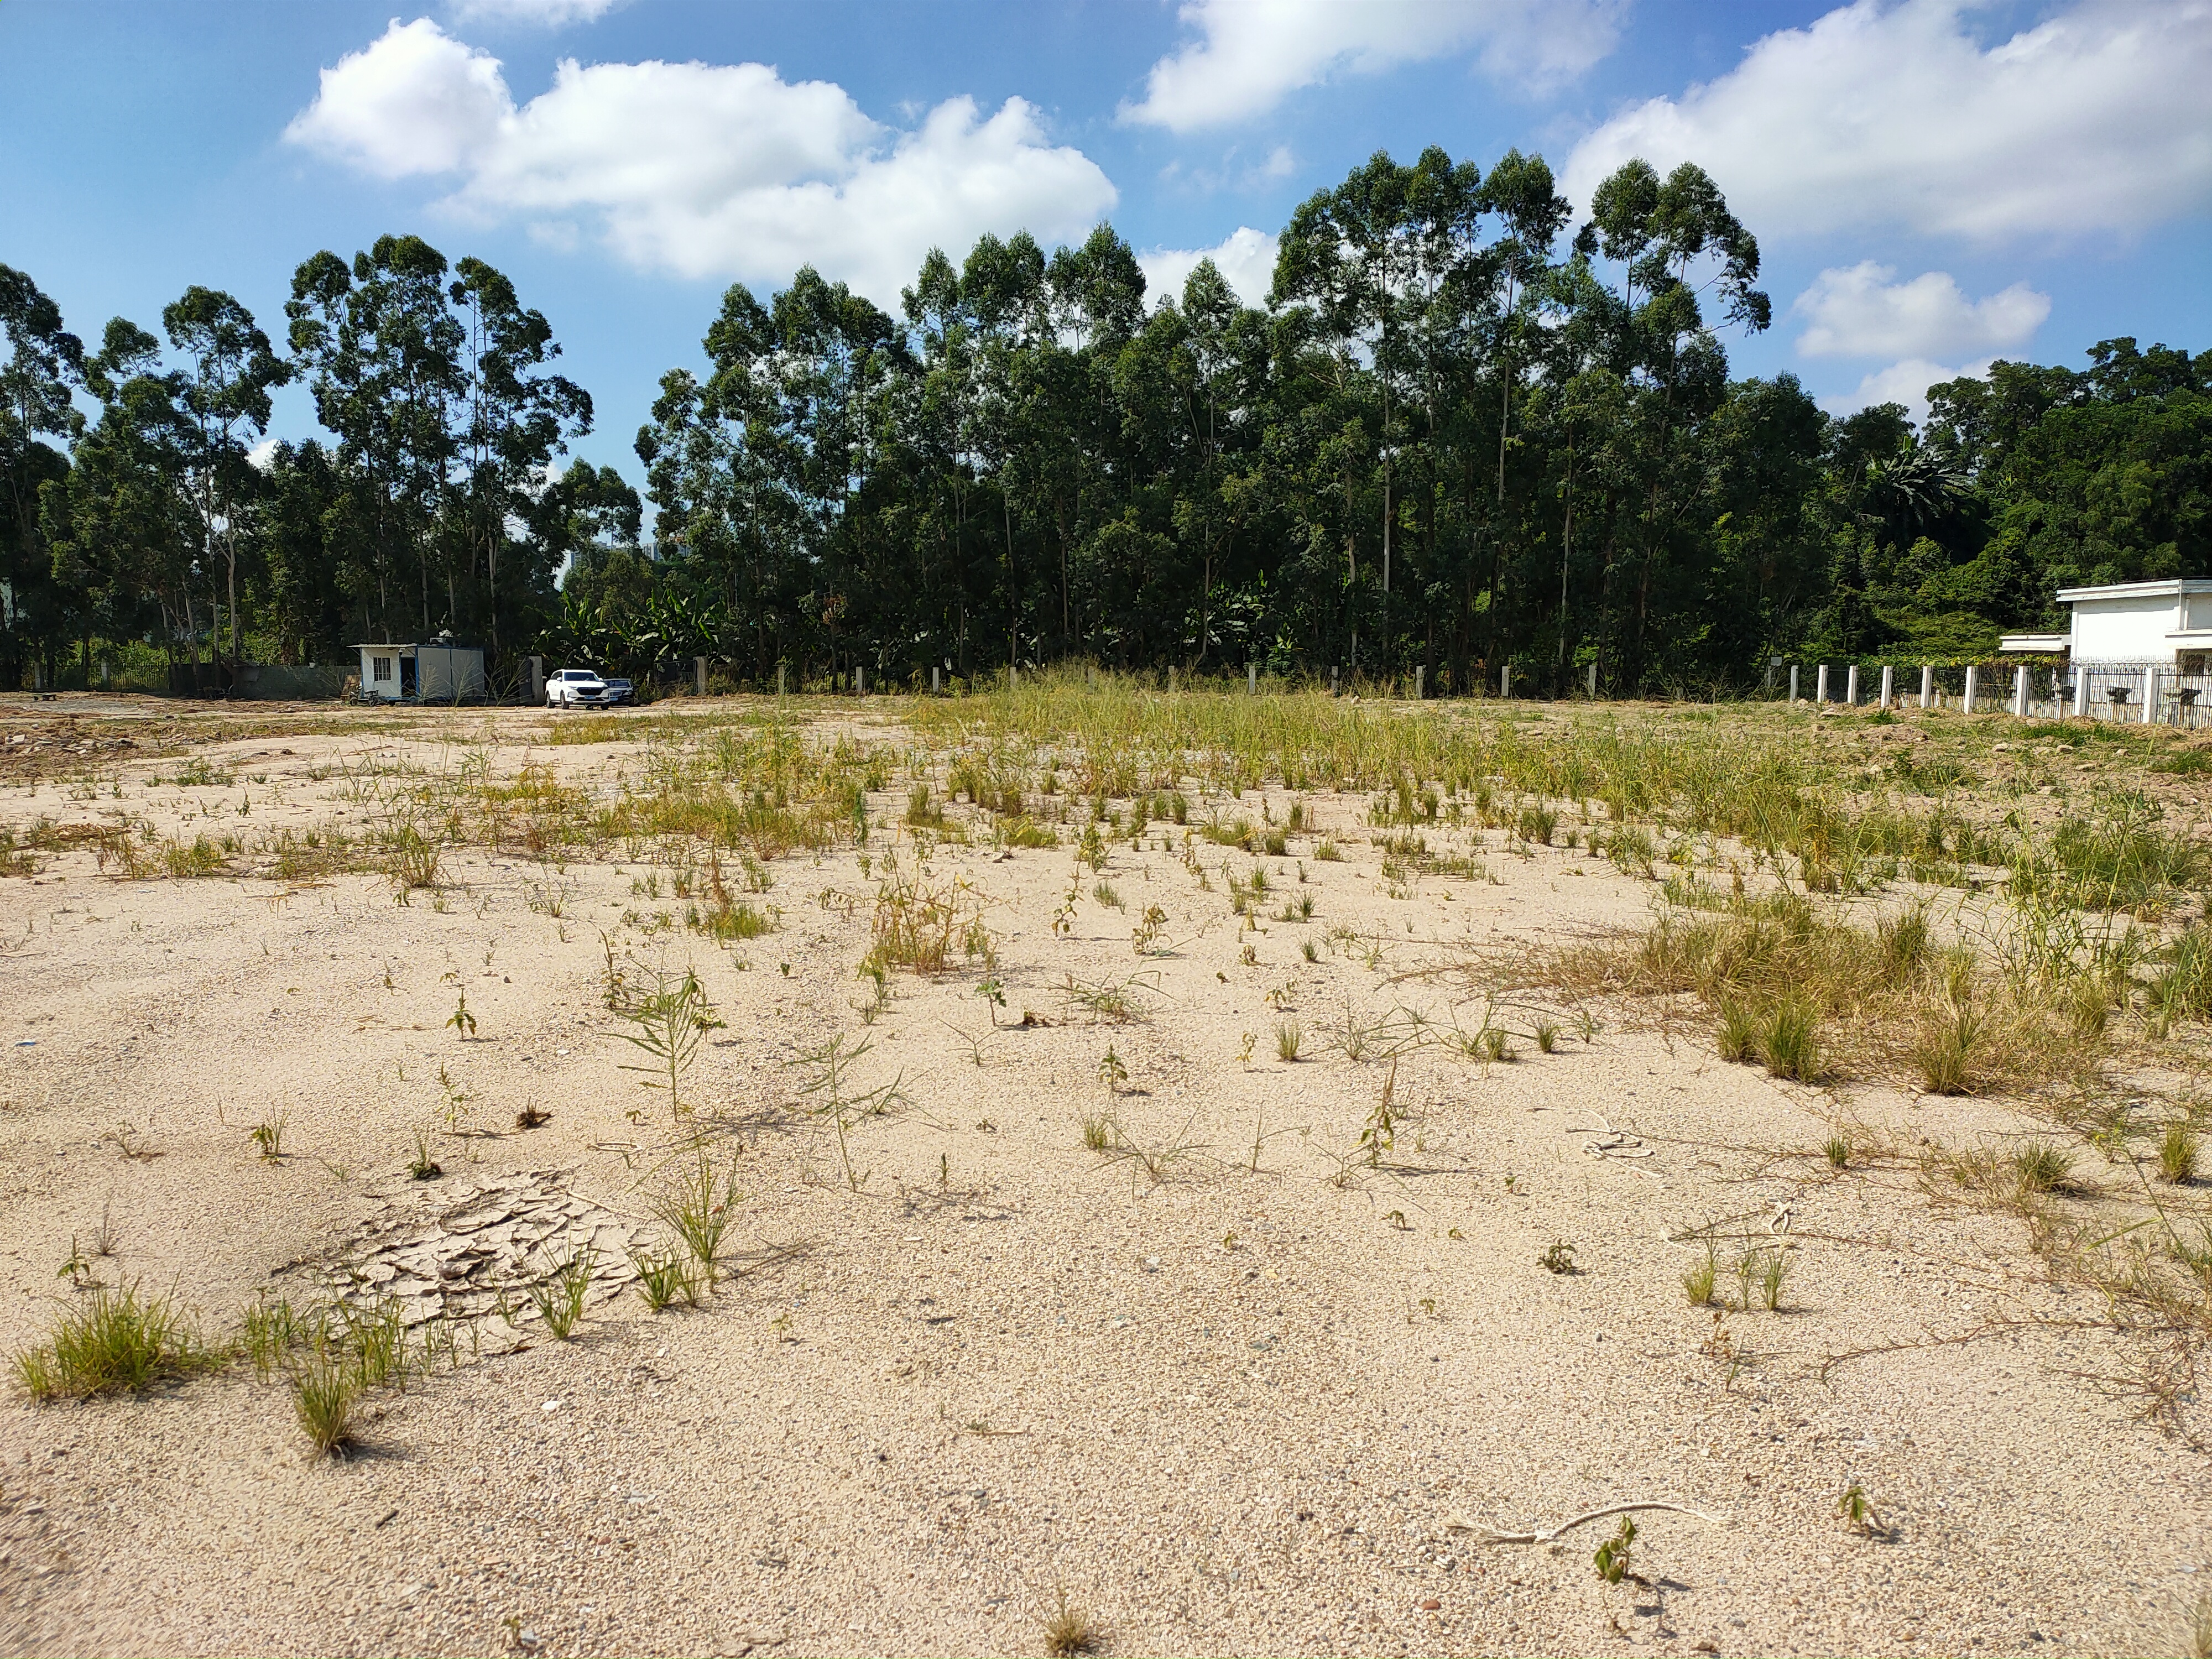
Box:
left=2072, top=593, right=2182, bottom=664
left=417, top=646, right=487, bottom=701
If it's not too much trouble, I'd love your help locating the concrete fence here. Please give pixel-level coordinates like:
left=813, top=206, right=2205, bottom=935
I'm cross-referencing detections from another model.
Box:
left=1786, top=660, right=2211, bottom=726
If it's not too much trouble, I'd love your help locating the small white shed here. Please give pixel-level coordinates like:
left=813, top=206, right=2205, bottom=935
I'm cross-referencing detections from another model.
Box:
left=353, top=640, right=488, bottom=702
left=2035, top=580, right=2212, bottom=671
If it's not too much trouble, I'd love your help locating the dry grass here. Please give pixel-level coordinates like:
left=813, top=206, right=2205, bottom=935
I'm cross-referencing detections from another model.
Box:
left=1496, top=890, right=2100, bottom=1096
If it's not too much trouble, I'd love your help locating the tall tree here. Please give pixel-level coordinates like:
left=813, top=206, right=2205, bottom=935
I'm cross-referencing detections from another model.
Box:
left=163, top=287, right=288, bottom=665
left=0, top=264, right=84, bottom=687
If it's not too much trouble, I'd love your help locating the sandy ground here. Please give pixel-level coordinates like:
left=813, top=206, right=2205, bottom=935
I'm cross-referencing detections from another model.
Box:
left=1, top=693, right=2208, bottom=1657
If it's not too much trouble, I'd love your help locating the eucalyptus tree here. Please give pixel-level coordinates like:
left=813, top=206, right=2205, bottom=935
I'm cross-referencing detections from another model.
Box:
left=288, top=235, right=466, bottom=640
left=448, top=257, right=591, bottom=656
left=161, top=287, right=288, bottom=665
left=1275, top=146, right=1490, bottom=670
left=1574, top=159, right=1770, bottom=681
left=0, top=264, right=83, bottom=686
left=43, top=319, right=196, bottom=671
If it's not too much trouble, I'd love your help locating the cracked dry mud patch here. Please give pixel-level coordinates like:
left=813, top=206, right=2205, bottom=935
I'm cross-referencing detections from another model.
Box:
left=269, top=1170, right=639, bottom=1349
left=3, top=695, right=2211, bottom=1658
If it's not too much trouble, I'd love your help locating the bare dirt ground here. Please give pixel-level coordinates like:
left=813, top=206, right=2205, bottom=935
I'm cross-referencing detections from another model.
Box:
left=2, top=690, right=2209, bottom=1657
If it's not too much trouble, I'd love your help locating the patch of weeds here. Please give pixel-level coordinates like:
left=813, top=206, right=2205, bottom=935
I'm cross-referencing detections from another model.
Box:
left=2013, top=1141, right=2074, bottom=1194
left=1824, top=1134, right=1851, bottom=1170
left=1080, top=1112, right=1115, bottom=1152
left=526, top=1244, right=595, bottom=1338
left=13, top=1283, right=206, bottom=1401
left=1761, top=1000, right=1822, bottom=1082
left=1683, top=1241, right=1719, bottom=1306
left=2161, top=1122, right=2200, bottom=1185
left=1355, top=1061, right=1400, bottom=1165
left=1838, top=1483, right=1885, bottom=1537
left=1539, top=1241, right=1577, bottom=1275
left=1913, top=995, right=1987, bottom=1095
left=291, top=1353, right=359, bottom=1457
left=1717, top=999, right=1759, bottom=1063
left=408, top=1131, right=442, bottom=1181
left=1313, top=838, right=1343, bottom=862
left=1593, top=1516, right=1636, bottom=1584
left=613, top=966, right=722, bottom=1120
left=630, top=1248, right=702, bottom=1312
left=1275, top=1019, right=1303, bottom=1061
left=1754, top=1248, right=1790, bottom=1311
left=650, top=1151, right=743, bottom=1276
left=1043, top=1587, right=1095, bottom=1657
left=249, top=1114, right=287, bottom=1162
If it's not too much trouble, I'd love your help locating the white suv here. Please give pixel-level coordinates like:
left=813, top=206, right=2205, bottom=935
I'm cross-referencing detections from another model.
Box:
left=546, top=667, right=613, bottom=708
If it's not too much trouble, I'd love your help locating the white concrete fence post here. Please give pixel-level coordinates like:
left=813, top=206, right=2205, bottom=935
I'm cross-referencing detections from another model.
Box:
left=1500, top=662, right=1512, bottom=699
left=527, top=655, right=544, bottom=705
left=1588, top=660, right=1599, bottom=698
left=1879, top=665, right=1894, bottom=709
left=2145, top=665, right=2159, bottom=723
left=778, top=664, right=786, bottom=697
left=1815, top=664, right=1829, bottom=704
left=1920, top=664, right=1933, bottom=709
left=1845, top=665, right=1859, bottom=706
left=2073, top=672, right=2088, bottom=718
left=1249, top=662, right=1258, bottom=696
left=2012, top=665, right=2029, bottom=717
left=695, top=655, right=707, bottom=697
left=1332, top=665, right=1340, bottom=695
left=1788, top=665, right=1799, bottom=704
left=932, top=665, right=941, bottom=694
left=1963, top=665, right=1978, bottom=713
left=1413, top=666, right=1423, bottom=700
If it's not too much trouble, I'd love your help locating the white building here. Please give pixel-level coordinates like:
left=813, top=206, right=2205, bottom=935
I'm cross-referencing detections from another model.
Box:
left=353, top=639, right=488, bottom=702
left=2002, top=579, right=2212, bottom=671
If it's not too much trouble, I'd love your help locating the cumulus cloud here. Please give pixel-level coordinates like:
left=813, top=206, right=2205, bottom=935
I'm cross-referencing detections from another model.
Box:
left=451, top=0, right=622, bottom=26
left=1792, top=263, right=2050, bottom=359
left=1824, top=356, right=1995, bottom=424
left=1563, top=0, right=2212, bottom=240
left=285, top=19, right=1118, bottom=309
left=1138, top=226, right=1280, bottom=307
left=286, top=18, right=510, bottom=176
left=1123, top=0, right=1623, bottom=132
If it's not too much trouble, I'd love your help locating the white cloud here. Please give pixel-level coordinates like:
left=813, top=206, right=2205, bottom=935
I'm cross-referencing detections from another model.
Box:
left=1139, top=226, right=1280, bottom=308
left=1564, top=0, right=2212, bottom=241
left=285, top=19, right=1118, bottom=309
left=1823, top=355, right=1994, bottom=424
left=285, top=18, right=509, bottom=177
left=1793, top=263, right=2049, bottom=359
left=451, top=0, right=622, bottom=25
left=1123, top=0, right=1623, bottom=132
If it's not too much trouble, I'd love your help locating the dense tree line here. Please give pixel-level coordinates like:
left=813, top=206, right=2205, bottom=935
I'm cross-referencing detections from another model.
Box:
left=3, top=148, right=2206, bottom=696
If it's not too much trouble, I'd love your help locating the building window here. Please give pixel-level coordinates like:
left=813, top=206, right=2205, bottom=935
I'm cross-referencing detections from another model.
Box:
left=373, top=655, right=394, bottom=684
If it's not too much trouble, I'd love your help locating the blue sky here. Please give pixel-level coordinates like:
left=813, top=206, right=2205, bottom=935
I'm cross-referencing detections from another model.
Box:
left=4, top=0, right=2208, bottom=484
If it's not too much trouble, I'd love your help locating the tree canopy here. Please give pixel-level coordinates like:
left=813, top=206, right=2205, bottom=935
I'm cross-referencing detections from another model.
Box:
left=2, top=148, right=2204, bottom=693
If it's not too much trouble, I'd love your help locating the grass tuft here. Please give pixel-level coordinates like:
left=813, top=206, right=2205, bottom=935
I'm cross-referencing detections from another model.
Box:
left=2161, top=1123, right=2201, bottom=1185
left=291, top=1354, right=359, bottom=1457
left=1042, top=1588, right=1095, bottom=1657
left=12, top=1283, right=205, bottom=1401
